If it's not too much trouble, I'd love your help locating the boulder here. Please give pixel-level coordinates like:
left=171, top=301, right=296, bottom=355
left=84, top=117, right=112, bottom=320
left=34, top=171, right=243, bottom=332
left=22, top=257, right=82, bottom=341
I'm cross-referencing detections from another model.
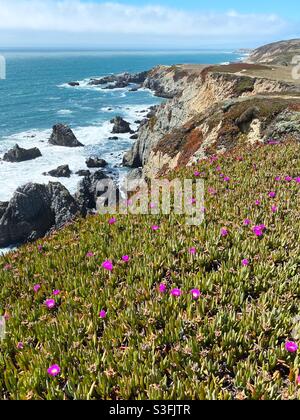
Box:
left=108, top=136, right=119, bottom=140
left=75, top=170, right=109, bottom=216
left=0, top=182, right=80, bottom=247
left=3, top=144, right=42, bottom=163
left=49, top=124, right=84, bottom=147
left=86, top=157, right=108, bottom=168
left=43, top=165, right=72, bottom=178
left=0, top=202, right=8, bottom=219
left=68, top=82, right=80, bottom=87
left=110, top=116, right=133, bottom=134
left=76, top=170, right=91, bottom=177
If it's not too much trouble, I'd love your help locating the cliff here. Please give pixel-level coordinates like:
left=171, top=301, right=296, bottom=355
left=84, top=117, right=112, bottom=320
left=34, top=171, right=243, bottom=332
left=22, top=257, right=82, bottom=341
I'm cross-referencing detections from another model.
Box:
left=124, top=62, right=300, bottom=178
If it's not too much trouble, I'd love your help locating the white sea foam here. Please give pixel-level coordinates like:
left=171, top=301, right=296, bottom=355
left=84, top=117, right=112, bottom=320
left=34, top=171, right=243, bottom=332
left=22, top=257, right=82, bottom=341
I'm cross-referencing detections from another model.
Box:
left=57, top=109, right=73, bottom=115
left=0, top=103, right=152, bottom=202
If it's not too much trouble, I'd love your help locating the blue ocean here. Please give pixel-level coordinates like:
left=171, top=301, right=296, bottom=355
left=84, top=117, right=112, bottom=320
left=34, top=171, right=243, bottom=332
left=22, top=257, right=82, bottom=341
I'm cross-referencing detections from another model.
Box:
left=0, top=49, right=240, bottom=202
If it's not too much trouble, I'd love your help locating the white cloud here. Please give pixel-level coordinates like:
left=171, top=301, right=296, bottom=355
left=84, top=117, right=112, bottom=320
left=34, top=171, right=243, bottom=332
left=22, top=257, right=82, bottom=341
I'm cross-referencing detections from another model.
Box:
left=0, top=0, right=295, bottom=46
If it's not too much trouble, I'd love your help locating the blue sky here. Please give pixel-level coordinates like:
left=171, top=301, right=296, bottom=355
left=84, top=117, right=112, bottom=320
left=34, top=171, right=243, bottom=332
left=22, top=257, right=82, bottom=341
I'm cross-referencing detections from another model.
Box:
left=0, top=0, right=299, bottom=48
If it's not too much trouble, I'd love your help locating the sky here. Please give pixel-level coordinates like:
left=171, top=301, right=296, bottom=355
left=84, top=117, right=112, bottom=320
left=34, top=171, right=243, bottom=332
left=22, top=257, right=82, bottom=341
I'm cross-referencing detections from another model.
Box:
left=0, top=0, right=299, bottom=49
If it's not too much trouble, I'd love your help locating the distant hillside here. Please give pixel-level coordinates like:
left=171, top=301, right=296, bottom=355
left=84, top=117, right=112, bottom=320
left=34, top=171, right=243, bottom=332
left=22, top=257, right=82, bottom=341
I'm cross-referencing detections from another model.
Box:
left=247, top=39, right=300, bottom=65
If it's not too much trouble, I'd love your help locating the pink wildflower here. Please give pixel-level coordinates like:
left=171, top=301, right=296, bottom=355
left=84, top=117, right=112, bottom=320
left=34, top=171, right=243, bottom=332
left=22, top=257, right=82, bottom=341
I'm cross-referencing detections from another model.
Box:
left=108, top=217, right=117, bottom=225
left=271, top=205, right=278, bottom=213
left=285, top=176, right=293, bottom=182
left=17, top=342, right=24, bottom=350
left=151, top=225, right=160, bottom=231
left=285, top=341, right=298, bottom=353
left=243, top=218, right=251, bottom=226
left=99, top=310, right=107, bottom=319
left=194, top=170, right=200, bottom=177
left=53, top=290, right=61, bottom=296
left=86, top=251, right=95, bottom=258
left=102, top=260, right=113, bottom=271
left=189, top=247, right=197, bottom=255
left=47, top=364, right=61, bottom=377
left=255, top=200, right=261, bottom=206
left=221, top=228, right=228, bottom=237
left=45, top=299, right=56, bottom=309
left=252, top=225, right=265, bottom=237
left=242, top=259, right=249, bottom=267
left=159, top=284, right=167, bottom=293
left=268, top=191, right=276, bottom=198
left=190, top=289, right=201, bottom=300
left=34, top=284, right=41, bottom=293
left=295, top=177, right=300, bottom=183
left=122, top=255, right=130, bottom=262
left=171, top=288, right=182, bottom=297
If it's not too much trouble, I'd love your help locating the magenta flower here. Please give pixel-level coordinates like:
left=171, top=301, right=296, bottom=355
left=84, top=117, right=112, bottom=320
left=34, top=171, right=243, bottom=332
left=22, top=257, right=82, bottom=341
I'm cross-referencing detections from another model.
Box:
left=221, top=228, right=228, bottom=237
left=17, top=342, right=24, bottom=350
left=216, top=166, right=221, bottom=172
left=53, top=290, right=61, bottom=296
left=255, top=200, right=261, bottom=206
left=122, top=255, right=130, bottom=262
left=151, top=225, right=160, bottom=231
left=285, top=341, right=298, bottom=353
left=102, top=260, right=113, bottom=271
left=189, top=247, right=197, bottom=255
left=190, top=198, right=196, bottom=205
left=295, top=177, right=300, bottom=183
left=194, top=170, right=200, bottom=177
left=243, top=218, right=251, bottom=226
left=275, top=176, right=281, bottom=182
left=190, top=289, right=201, bottom=300
left=86, top=251, right=95, bottom=258
left=99, top=310, right=107, bottom=319
left=297, top=375, right=300, bottom=385
left=271, top=205, right=278, bottom=213
left=47, top=364, right=61, bottom=377
left=45, top=299, right=56, bottom=309
left=223, top=176, right=230, bottom=182
left=3, top=264, right=12, bottom=271
left=171, top=288, right=182, bottom=297
left=159, top=284, right=167, bottom=293
left=285, top=176, right=293, bottom=182
left=38, top=245, right=43, bottom=252
left=33, top=284, right=41, bottom=293
left=242, top=259, right=249, bottom=266
left=252, top=225, right=266, bottom=237
left=149, top=202, right=156, bottom=209
left=268, top=191, right=276, bottom=198
left=108, top=217, right=117, bottom=225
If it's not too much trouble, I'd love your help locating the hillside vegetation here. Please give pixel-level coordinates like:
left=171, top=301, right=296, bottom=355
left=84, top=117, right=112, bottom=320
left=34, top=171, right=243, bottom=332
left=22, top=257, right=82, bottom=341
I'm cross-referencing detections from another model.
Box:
left=0, top=140, right=299, bottom=400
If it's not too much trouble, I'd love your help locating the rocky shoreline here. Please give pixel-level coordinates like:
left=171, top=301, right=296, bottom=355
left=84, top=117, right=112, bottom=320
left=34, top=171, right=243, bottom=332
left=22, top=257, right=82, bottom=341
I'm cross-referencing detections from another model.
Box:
left=2, top=39, right=300, bottom=248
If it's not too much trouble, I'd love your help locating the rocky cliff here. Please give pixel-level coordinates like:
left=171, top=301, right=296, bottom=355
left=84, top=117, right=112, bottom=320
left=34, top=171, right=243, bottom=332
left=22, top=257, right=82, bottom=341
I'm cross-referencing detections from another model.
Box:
left=124, top=62, right=300, bottom=178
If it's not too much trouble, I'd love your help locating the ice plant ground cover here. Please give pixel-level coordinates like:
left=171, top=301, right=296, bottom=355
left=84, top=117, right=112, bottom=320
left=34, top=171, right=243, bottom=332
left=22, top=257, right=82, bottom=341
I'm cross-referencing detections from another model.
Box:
left=0, top=141, right=299, bottom=400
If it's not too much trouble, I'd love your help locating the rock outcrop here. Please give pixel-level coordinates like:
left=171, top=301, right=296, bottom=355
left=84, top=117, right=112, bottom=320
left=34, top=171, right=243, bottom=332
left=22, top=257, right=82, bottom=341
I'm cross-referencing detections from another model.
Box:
left=0, top=182, right=80, bottom=247
left=49, top=124, right=83, bottom=147
left=3, top=144, right=42, bottom=163
left=111, top=116, right=133, bottom=134
left=86, top=157, right=108, bottom=168
left=43, top=165, right=72, bottom=178
left=89, top=71, right=148, bottom=89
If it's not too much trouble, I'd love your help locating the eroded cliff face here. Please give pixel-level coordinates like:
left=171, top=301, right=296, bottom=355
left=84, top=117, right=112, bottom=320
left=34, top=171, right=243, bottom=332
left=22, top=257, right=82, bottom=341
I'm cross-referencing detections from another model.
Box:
left=124, top=63, right=300, bottom=178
